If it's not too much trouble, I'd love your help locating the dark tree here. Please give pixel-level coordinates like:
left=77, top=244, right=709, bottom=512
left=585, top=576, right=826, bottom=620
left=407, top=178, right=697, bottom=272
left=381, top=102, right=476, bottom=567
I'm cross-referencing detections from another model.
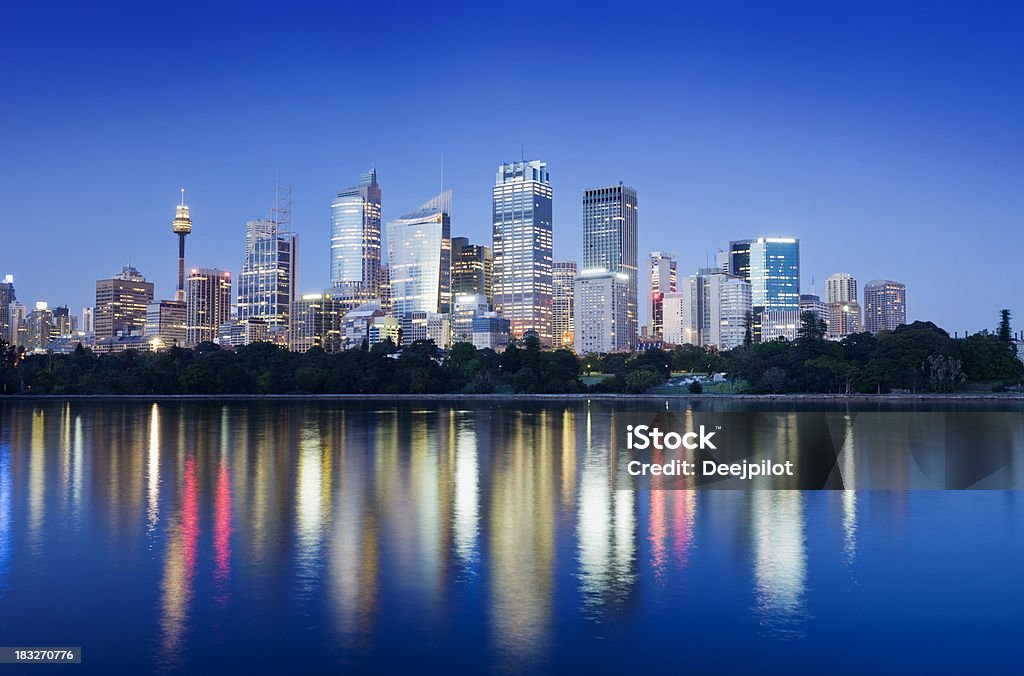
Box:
left=796, top=310, right=827, bottom=343
left=998, top=309, right=1012, bottom=342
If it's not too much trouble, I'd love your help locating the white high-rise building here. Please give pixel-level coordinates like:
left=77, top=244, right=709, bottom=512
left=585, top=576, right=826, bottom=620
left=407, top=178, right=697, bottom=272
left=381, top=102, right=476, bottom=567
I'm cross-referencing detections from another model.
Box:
left=825, top=273, right=857, bottom=304
left=186, top=268, right=232, bottom=347
left=824, top=272, right=860, bottom=338
left=582, top=184, right=638, bottom=349
left=663, top=269, right=751, bottom=350
left=573, top=270, right=630, bottom=354
left=648, top=252, right=677, bottom=340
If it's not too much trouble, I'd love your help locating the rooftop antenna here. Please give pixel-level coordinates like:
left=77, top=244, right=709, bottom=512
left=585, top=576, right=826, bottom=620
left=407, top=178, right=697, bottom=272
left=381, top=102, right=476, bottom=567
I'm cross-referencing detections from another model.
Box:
left=440, top=153, right=444, bottom=197
left=179, top=187, right=185, bottom=207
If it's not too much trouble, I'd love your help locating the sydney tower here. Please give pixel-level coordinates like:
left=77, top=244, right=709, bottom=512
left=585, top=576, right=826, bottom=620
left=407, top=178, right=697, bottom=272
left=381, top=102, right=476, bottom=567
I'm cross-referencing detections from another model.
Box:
left=171, top=189, right=192, bottom=302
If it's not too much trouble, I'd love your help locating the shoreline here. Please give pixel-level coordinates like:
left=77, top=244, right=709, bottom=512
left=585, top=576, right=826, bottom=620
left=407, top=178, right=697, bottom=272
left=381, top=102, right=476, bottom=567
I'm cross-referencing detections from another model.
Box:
left=4, top=392, right=1024, bottom=402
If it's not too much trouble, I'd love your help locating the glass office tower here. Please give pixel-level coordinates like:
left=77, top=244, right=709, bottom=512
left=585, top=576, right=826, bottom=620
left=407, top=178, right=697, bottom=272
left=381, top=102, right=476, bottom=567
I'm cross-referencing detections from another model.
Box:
left=451, top=236, right=493, bottom=305
left=582, top=183, right=638, bottom=349
left=238, top=218, right=298, bottom=329
left=386, top=191, right=452, bottom=318
left=743, top=237, right=800, bottom=341
left=492, top=160, right=553, bottom=346
left=330, top=169, right=382, bottom=304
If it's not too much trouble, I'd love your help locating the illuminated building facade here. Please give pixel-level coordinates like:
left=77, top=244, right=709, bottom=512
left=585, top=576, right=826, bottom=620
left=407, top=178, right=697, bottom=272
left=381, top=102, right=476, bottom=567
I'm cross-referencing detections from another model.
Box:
left=648, top=251, right=677, bottom=340
left=94, top=265, right=155, bottom=339
left=330, top=169, right=382, bottom=305
left=24, top=302, right=54, bottom=351
left=386, top=191, right=452, bottom=344
left=864, top=279, right=907, bottom=333
left=289, top=293, right=346, bottom=353
left=453, top=293, right=490, bottom=343
left=582, top=184, right=638, bottom=349
left=730, top=237, right=799, bottom=342
left=185, top=268, right=232, bottom=347
left=451, top=237, right=493, bottom=305
left=0, top=275, right=14, bottom=344
left=145, top=300, right=187, bottom=347
left=492, top=160, right=553, bottom=345
left=238, top=218, right=298, bottom=329
left=573, top=270, right=630, bottom=354
left=664, top=269, right=751, bottom=350
left=552, top=261, right=576, bottom=349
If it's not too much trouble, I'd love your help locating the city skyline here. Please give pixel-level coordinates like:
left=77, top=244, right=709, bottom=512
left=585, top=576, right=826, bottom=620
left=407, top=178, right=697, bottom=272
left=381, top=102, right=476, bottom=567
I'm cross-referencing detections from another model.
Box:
left=3, top=3, right=1023, bottom=333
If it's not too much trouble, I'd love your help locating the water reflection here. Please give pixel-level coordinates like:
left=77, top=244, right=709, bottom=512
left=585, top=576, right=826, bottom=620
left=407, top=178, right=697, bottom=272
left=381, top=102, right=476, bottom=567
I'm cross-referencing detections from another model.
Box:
left=28, top=409, right=44, bottom=554
left=0, top=400, right=1018, bottom=672
left=329, top=410, right=378, bottom=648
left=453, top=412, right=479, bottom=568
left=751, top=490, right=808, bottom=638
left=577, top=407, right=636, bottom=616
left=147, top=404, right=160, bottom=534
left=839, top=415, right=858, bottom=564
left=489, top=410, right=555, bottom=668
left=159, top=456, right=199, bottom=668
left=0, top=440, right=10, bottom=595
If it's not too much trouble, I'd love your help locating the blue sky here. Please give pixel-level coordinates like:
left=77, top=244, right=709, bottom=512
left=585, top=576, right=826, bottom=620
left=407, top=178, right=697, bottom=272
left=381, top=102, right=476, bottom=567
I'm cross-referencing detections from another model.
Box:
left=2, top=1, right=1022, bottom=334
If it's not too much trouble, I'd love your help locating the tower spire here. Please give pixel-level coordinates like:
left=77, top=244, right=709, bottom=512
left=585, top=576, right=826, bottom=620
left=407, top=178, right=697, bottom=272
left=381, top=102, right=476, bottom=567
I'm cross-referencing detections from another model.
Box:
left=172, top=188, right=193, bottom=303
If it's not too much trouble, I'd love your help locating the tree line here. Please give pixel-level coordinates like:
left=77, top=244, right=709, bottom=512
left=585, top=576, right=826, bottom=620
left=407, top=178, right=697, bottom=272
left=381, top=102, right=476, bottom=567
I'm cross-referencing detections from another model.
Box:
left=0, top=311, right=1020, bottom=395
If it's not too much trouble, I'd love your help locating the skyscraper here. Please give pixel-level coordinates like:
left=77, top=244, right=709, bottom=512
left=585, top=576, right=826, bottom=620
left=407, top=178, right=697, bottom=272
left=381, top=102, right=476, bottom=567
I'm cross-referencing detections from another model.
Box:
left=386, top=191, right=452, bottom=326
left=863, top=279, right=907, bottom=333
left=451, top=237, right=493, bottom=304
left=9, top=303, right=27, bottom=347
left=825, top=273, right=857, bottom=305
left=824, top=272, right=860, bottom=338
left=330, top=169, right=382, bottom=305
left=172, top=189, right=193, bottom=303
left=648, top=251, right=677, bottom=340
left=573, top=270, right=630, bottom=354
left=95, top=265, right=155, bottom=339
left=186, top=268, right=232, bottom=347
left=728, top=239, right=753, bottom=280
left=290, top=292, right=346, bottom=353
left=731, top=237, right=800, bottom=342
left=583, top=183, right=638, bottom=348
left=552, top=261, right=576, bottom=349
left=145, top=300, right=186, bottom=347
left=0, top=275, right=14, bottom=344
left=238, top=209, right=298, bottom=331
left=81, top=307, right=94, bottom=335
left=492, top=160, right=553, bottom=346
left=24, top=302, right=54, bottom=351
left=51, top=305, right=74, bottom=337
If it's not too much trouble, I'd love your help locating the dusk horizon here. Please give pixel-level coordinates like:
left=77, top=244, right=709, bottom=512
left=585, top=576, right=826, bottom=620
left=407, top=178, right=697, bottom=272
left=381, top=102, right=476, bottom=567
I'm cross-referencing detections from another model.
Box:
left=4, top=1, right=1023, bottom=333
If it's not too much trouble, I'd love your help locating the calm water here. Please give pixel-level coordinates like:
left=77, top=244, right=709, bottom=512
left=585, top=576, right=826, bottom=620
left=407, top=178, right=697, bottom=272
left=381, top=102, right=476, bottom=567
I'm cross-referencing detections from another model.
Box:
left=0, top=399, right=1021, bottom=673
